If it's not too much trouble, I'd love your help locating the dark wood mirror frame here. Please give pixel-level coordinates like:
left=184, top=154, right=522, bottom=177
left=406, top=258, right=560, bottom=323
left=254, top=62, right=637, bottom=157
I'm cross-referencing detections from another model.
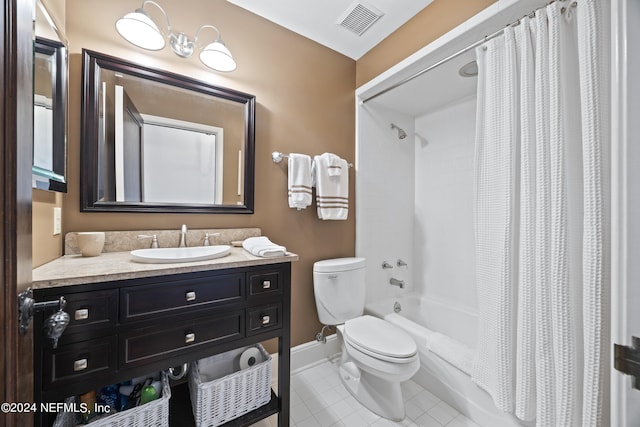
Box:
left=33, top=37, right=67, bottom=193
left=80, top=49, right=256, bottom=214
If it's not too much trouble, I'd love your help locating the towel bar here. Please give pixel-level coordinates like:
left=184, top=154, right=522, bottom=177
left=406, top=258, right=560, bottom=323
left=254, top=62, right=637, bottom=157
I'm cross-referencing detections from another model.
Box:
left=271, top=151, right=353, bottom=168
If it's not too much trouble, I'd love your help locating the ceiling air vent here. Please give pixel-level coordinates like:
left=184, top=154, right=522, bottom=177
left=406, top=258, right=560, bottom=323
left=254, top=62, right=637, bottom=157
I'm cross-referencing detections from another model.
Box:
left=336, top=1, right=384, bottom=36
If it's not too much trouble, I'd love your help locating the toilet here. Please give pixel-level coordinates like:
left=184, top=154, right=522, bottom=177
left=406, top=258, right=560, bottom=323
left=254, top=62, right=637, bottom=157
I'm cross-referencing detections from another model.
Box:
left=313, top=257, right=419, bottom=421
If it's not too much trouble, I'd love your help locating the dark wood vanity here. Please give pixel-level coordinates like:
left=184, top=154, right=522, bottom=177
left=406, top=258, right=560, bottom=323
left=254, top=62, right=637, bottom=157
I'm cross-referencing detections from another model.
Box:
left=32, top=252, right=294, bottom=427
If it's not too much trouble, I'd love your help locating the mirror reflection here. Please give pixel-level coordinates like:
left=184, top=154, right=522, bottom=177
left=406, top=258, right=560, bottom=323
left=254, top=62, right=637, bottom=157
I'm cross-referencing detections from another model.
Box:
left=33, top=8, right=68, bottom=192
left=81, top=50, right=256, bottom=213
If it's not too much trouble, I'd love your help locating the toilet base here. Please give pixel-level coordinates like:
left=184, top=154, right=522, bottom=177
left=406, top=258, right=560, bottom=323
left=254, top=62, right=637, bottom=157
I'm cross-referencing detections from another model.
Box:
left=339, top=361, right=406, bottom=421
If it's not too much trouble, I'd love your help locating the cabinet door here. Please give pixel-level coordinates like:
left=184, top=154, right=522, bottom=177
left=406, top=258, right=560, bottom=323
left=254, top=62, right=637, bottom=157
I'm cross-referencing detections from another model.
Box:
left=42, top=336, right=117, bottom=389
left=247, top=304, right=282, bottom=336
left=64, top=289, right=118, bottom=333
left=247, top=269, right=283, bottom=299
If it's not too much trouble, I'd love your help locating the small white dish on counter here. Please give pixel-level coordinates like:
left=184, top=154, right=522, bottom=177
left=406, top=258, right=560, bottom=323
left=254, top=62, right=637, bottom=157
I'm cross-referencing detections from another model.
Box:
left=130, top=245, right=231, bottom=264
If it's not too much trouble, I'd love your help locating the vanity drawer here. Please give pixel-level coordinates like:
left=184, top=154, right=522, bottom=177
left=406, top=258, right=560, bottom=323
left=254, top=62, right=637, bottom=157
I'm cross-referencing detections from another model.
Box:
left=42, top=336, right=117, bottom=389
left=121, top=311, right=244, bottom=367
left=248, top=269, right=282, bottom=299
left=120, top=273, right=244, bottom=322
left=64, top=290, right=118, bottom=333
left=246, top=304, right=282, bottom=336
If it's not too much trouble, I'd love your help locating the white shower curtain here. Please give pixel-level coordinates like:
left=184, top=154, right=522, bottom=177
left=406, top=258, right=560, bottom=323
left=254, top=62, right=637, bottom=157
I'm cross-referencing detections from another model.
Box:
left=471, top=1, right=609, bottom=426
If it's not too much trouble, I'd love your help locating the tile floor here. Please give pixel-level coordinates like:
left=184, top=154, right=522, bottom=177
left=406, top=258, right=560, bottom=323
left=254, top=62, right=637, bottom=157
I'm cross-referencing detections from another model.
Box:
left=251, top=359, right=480, bottom=427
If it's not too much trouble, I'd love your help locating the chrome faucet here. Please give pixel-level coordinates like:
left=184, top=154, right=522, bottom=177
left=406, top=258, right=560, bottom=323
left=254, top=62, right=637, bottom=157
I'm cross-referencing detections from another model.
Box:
left=179, top=224, right=188, bottom=248
left=390, top=278, right=405, bottom=289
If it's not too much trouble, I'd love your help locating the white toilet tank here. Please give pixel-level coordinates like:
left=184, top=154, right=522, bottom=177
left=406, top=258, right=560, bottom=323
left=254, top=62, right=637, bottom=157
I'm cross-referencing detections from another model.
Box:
left=313, top=257, right=366, bottom=325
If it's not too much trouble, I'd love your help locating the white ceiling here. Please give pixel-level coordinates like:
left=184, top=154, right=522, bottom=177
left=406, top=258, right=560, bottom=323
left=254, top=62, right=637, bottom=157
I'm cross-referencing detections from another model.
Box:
left=226, top=0, right=434, bottom=60
left=370, top=48, right=478, bottom=117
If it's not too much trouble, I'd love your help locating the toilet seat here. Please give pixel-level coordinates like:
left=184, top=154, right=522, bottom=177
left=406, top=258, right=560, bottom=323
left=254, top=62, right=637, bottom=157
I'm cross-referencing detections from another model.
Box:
left=344, top=315, right=417, bottom=363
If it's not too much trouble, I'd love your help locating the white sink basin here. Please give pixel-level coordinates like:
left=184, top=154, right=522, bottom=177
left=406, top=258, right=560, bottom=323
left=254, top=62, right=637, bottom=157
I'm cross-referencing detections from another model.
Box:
left=130, top=245, right=231, bottom=264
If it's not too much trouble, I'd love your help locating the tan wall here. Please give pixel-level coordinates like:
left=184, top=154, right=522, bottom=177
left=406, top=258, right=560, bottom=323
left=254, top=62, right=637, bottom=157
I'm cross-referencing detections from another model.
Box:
left=355, top=0, right=497, bottom=87
left=31, top=0, right=496, bottom=345
left=61, top=0, right=356, bottom=348
left=32, top=190, right=64, bottom=268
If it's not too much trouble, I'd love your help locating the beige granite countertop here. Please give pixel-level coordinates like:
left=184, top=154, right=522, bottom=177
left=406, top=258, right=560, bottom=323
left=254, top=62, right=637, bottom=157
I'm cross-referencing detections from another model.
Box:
left=32, top=248, right=298, bottom=289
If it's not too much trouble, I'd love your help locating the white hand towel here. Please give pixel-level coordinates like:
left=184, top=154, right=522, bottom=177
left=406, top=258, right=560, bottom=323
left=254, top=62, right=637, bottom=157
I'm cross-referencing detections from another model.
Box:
left=287, top=153, right=312, bottom=210
left=312, top=153, right=349, bottom=220
left=242, top=236, right=287, bottom=258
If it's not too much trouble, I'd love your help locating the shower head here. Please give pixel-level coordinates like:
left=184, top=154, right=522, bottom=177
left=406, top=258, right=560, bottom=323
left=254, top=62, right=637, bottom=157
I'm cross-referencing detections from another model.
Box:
left=390, top=123, right=407, bottom=140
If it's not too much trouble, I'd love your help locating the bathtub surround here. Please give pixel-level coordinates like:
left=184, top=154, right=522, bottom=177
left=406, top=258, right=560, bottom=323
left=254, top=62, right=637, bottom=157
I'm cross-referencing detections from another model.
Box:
left=356, top=0, right=615, bottom=425
left=472, top=1, right=609, bottom=425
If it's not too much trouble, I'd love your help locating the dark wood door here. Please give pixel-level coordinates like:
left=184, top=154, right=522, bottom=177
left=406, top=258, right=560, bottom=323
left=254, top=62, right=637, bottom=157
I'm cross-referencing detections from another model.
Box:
left=1, top=0, right=35, bottom=426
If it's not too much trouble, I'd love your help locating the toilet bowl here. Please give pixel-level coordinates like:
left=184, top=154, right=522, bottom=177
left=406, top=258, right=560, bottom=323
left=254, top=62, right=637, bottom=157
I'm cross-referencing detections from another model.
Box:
left=337, top=316, right=419, bottom=420
left=313, top=258, right=419, bottom=421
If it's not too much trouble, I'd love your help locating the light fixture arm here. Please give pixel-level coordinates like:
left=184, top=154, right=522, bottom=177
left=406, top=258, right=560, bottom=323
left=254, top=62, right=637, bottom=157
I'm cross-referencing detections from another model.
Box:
left=194, top=24, right=223, bottom=48
left=140, top=0, right=172, bottom=37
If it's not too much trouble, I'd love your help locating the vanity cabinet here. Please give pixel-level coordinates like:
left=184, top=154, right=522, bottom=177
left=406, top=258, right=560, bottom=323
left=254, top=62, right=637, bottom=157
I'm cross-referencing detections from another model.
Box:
left=32, top=262, right=291, bottom=427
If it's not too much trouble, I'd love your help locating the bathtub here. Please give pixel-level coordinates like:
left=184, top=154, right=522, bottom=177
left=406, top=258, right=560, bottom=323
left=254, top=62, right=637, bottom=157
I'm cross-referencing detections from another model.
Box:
left=366, top=294, right=529, bottom=427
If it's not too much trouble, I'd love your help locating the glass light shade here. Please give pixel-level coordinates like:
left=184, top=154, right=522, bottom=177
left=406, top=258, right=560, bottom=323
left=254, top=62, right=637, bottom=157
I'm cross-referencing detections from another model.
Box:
left=115, top=10, right=166, bottom=51
left=199, top=41, right=237, bottom=72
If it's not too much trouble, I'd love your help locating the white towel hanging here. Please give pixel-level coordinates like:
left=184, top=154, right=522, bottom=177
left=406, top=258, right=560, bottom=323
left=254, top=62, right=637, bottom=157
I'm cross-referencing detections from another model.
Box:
left=287, top=153, right=312, bottom=210
left=312, top=153, right=349, bottom=220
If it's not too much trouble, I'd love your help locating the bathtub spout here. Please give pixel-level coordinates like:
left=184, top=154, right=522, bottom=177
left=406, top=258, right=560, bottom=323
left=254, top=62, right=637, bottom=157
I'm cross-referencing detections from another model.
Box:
left=389, top=278, right=405, bottom=289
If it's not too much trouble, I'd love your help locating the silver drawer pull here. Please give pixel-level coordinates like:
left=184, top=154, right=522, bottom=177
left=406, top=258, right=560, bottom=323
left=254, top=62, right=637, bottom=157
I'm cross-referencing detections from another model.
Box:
left=262, top=280, right=271, bottom=289
left=74, top=308, right=89, bottom=321
left=185, top=291, right=196, bottom=302
left=185, top=333, right=196, bottom=344
left=73, top=359, right=88, bottom=372
left=261, top=315, right=270, bottom=325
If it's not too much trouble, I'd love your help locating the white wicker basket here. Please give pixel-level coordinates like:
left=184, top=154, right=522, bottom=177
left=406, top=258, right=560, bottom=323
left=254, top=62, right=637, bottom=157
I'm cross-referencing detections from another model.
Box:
left=53, top=372, right=170, bottom=427
left=189, top=344, right=272, bottom=427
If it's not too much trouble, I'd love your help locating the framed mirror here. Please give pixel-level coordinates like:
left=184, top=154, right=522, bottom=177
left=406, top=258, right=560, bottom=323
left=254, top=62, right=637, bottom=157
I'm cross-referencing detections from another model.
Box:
left=81, top=50, right=255, bottom=213
left=33, top=33, right=68, bottom=192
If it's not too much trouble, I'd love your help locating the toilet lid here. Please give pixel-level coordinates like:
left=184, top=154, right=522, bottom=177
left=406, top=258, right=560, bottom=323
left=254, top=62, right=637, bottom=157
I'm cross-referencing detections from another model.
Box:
left=344, top=315, right=417, bottom=359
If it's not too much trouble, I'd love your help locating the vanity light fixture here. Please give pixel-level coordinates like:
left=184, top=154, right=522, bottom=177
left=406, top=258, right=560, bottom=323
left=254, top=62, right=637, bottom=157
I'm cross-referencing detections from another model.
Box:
left=115, top=0, right=237, bottom=72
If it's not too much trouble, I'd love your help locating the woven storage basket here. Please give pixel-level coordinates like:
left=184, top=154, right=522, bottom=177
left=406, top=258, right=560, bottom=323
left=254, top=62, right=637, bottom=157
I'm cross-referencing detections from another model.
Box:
left=189, top=344, right=272, bottom=427
left=53, top=371, right=170, bottom=427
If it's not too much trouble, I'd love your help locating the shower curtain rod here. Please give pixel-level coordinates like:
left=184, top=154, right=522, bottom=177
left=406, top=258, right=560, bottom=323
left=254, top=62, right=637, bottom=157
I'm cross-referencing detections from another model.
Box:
left=360, top=0, right=577, bottom=105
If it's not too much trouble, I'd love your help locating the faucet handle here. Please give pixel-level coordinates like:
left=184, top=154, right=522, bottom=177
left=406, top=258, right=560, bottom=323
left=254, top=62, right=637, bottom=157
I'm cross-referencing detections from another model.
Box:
left=137, top=234, right=159, bottom=248
left=203, top=232, right=221, bottom=246
left=382, top=261, right=393, bottom=269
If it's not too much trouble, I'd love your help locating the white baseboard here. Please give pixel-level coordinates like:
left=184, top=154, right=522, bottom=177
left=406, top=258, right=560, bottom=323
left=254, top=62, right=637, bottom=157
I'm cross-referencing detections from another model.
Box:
left=290, top=334, right=341, bottom=373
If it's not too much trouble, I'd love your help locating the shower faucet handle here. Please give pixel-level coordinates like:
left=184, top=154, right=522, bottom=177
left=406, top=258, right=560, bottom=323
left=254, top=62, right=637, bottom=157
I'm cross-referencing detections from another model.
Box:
left=397, top=259, right=408, bottom=267
left=382, top=261, right=393, bottom=269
